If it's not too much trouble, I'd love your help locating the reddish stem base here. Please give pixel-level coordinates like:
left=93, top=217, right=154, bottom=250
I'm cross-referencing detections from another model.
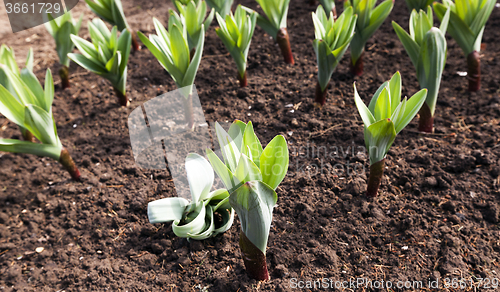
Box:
left=350, top=53, right=364, bottom=76
left=59, top=147, right=80, bottom=181
left=21, top=128, right=35, bottom=142
left=418, top=103, right=434, bottom=133
left=467, top=51, right=480, bottom=92
left=366, top=159, right=385, bottom=197
left=239, top=232, right=270, bottom=281
left=59, top=65, right=70, bottom=90
left=238, top=71, right=248, bottom=87
left=131, top=32, right=141, bottom=52
left=314, top=82, right=329, bottom=107
left=113, top=88, right=130, bottom=107
left=277, top=28, right=294, bottom=65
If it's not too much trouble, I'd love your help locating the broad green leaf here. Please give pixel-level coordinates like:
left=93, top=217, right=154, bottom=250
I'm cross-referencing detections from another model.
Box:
left=147, top=197, right=190, bottom=223
left=0, top=138, right=62, bottom=161
left=172, top=201, right=207, bottom=237
left=394, top=88, right=427, bottom=134
left=24, top=104, right=58, bottom=145
left=229, top=181, right=277, bottom=254
left=364, top=119, right=396, bottom=164
left=0, top=84, right=24, bottom=126
left=185, top=153, right=214, bottom=203
left=260, top=135, right=289, bottom=190
left=206, top=148, right=240, bottom=192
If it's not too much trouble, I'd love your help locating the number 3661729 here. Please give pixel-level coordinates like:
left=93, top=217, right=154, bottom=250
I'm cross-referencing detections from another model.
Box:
left=5, top=2, right=61, bottom=14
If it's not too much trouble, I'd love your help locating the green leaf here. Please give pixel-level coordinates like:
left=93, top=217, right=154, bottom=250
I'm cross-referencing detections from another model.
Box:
left=394, top=88, right=427, bottom=134
left=234, top=154, right=262, bottom=184
left=215, top=122, right=241, bottom=172
left=0, top=138, right=62, bottom=161
left=229, top=181, right=277, bottom=254
left=242, top=121, right=263, bottom=166
left=44, top=69, right=54, bottom=112
left=392, top=21, right=420, bottom=68
left=186, top=153, right=214, bottom=202
left=364, top=118, right=397, bottom=164
left=68, top=53, right=108, bottom=74
left=23, top=104, right=59, bottom=145
left=0, top=84, right=25, bottom=126
left=259, top=135, right=288, bottom=190
left=353, top=83, right=375, bottom=128
left=206, top=148, right=240, bottom=192
left=147, top=197, right=190, bottom=223
left=172, top=201, right=207, bottom=237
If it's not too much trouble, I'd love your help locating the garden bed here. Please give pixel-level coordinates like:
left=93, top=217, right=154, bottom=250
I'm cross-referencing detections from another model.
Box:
left=1, top=0, right=500, bottom=291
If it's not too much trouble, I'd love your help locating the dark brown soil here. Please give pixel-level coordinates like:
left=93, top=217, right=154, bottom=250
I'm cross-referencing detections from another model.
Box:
left=2, top=0, right=500, bottom=291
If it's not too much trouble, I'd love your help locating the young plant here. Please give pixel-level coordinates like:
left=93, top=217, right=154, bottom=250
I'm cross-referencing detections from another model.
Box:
left=215, top=5, right=257, bottom=87
left=344, top=0, right=394, bottom=76
left=0, top=66, right=80, bottom=181
left=393, top=7, right=449, bottom=133
left=433, top=0, right=495, bottom=92
left=312, top=5, right=357, bottom=106
left=148, top=153, right=234, bottom=240
left=354, top=72, right=427, bottom=197
left=68, top=19, right=132, bottom=107
left=85, top=0, right=140, bottom=51
left=206, top=120, right=289, bottom=281
left=0, top=46, right=35, bottom=142
left=206, top=0, right=234, bottom=18
left=319, top=0, right=337, bottom=16
left=244, top=0, right=294, bottom=64
left=172, top=1, right=214, bottom=57
left=44, top=11, right=83, bottom=89
left=138, top=17, right=205, bottom=130
left=404, top=0, right=433, bottom=11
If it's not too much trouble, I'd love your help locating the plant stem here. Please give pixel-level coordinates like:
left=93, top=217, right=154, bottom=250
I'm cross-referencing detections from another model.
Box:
left=59, top=65, right=70, bottom=89
left=467, top=50, right=480, bottom=92
left=131, top=31, right=141, bottom=52
left=239, top=231, right=270, bottom=281
left=314, top=81, right=329, bottom=107
left=277, top=28, right=294, bottom=65
left=59, top=147, right=80, bottom=181
left=20, top=127, right=35, bottom=142
left=183, top=93, right=195, bottom=131
left=350, top=52, right=364, bottom=76
left=238, top=71, right=248, bottom=87
left=113, top=88, right=130, bottom=107
left=418, top=102, right=434, bottom=133
left=366, top=159, right=385, bottom=197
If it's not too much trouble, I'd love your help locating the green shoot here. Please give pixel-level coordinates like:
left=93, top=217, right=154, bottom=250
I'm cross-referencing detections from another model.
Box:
left=0, top=46, right=35, bottom=142
left=393, top=7, right=449, bottom=133
left=148, top=153, right=234, bottom=240
left=244, top=0, right=294, bottom=64
left=68, top=19, right=132, bottom=107
left=354, top=72, right=427, bottom=197
left=85, top=0, right=141, bottom=51
left=433, top=0, right=495, bottom=92
left=0, top=65, right=80, bottom=180
left=45, top=11, right=83, bottom=89
left=206, top=120, right=289, bottom=281
left=215, top=5, right=257, bottom=87
left=344, top=0, right=394, bottom=76
left=138, top=16, right=205, bottom=130
left=312, top=5, right=357, bottom=106
left=319, top=0, right=337, bottom=16
left=206, top=0, right=234, bottom=18
left=172, top=0, right=214, bottom=57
